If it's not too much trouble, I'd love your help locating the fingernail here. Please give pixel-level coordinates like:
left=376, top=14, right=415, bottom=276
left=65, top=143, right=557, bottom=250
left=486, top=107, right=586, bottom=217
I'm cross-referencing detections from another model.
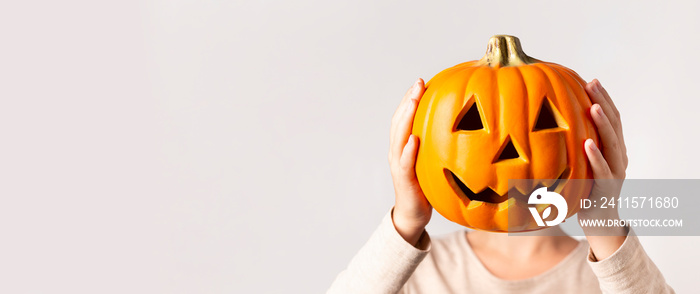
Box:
left=586, top=139, right=597, bottom=151
left=594, top=104, right=604, bottom=116
left=590, top=80, right=600, bottom=94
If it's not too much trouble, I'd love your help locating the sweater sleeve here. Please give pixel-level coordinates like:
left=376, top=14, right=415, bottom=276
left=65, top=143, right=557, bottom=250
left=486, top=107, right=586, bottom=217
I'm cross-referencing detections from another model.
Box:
left=586, top=231, right=674, bottom=294
left=327, top=208, right=431, bottom=294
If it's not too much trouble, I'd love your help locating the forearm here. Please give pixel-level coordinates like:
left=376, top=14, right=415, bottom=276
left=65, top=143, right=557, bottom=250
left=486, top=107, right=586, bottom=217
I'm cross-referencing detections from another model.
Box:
left=327, top=209, right=430, bottom=294
left=580, top=209, right=673, bottom=293
left=585, top=232, right=674, bottom=293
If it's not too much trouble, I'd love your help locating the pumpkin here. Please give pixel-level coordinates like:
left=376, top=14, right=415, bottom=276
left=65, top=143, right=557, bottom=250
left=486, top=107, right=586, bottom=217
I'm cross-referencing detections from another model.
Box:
left=412, top=35, right=598, bottom=232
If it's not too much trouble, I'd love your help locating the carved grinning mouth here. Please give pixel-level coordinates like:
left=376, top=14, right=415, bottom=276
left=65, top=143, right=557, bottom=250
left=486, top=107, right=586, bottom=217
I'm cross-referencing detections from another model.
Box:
left=445, top=168, right=570, bottom=204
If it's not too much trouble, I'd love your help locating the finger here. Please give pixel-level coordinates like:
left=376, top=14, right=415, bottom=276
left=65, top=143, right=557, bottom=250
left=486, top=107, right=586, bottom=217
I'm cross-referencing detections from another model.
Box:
left=399, top=135, right=421, bottom=189
left=586, top=80, right=626, bottom=150
left=586, top=81, right=628, bottom=169
left=391, top=79, right=424, bottom=129
left=590, top=104, right=625, bottom=175
left=585, top=139, right=613, bottom=179
left=595, top=79, right=621, bottom=120
left=390, top=79, right=424, bottom=156
left=392, top=98, right=420, bottom=160
left=586, top=80, right=620, bottom=133
left=595, top=80, right=628, bottom=167
left=404, top=78, right=424, bottom=103
left=391, top=81, right=425, bottom=161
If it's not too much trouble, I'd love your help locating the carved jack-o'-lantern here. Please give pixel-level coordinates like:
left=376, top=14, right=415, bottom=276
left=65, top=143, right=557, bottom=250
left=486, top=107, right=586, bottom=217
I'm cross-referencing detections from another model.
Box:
left=412, top=35, right=598, bottom=232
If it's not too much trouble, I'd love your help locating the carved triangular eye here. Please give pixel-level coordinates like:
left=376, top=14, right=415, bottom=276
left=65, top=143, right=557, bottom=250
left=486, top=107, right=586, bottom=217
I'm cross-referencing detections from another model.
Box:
left=534, top=99, right=565, bottom=131
left=456, top=102, right=484, bottom=131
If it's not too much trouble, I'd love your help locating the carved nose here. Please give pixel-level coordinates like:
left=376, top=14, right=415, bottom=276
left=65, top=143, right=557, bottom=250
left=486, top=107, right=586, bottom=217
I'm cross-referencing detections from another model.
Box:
left=494, top=137, right=520, bottom=162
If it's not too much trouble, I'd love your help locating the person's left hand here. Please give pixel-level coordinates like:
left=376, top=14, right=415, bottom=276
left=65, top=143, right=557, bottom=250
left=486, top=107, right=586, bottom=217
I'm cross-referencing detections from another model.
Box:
left=578, top=79, right=628, bottom=220
left=578, top=79, right=629, bottom=260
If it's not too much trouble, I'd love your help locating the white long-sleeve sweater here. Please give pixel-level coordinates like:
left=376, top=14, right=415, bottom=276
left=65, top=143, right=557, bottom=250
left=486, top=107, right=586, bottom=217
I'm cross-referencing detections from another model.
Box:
left=328, top=209, right=674, bottom=294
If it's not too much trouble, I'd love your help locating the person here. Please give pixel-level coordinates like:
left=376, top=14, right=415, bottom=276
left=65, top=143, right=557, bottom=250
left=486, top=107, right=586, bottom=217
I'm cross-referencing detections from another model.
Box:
left=327, top=79, right=674, bottom=293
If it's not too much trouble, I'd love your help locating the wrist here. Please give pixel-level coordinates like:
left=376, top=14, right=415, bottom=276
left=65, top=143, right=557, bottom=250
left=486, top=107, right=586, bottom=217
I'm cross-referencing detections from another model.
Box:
left=391, top=207, right=427, bottom=246
left=577, top=209, right=628, bottom=237
left=577, top=206, right=620, bottom=221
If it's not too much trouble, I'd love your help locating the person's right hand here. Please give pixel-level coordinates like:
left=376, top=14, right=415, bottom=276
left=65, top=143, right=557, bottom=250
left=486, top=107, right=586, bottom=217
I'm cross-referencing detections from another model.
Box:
left=388, top=79, right=432, bottom=246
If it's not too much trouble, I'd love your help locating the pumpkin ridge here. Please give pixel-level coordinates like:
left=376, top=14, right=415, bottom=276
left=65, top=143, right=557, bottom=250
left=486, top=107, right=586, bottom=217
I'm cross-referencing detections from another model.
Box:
left=414, top=65, right=483, bottom=228
left=532, top=62, right=594, bottom=218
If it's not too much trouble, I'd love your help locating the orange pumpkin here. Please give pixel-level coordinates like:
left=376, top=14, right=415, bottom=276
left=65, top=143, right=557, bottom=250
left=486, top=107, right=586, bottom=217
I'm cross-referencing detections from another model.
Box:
left=412, top=35, right=598, bottom=232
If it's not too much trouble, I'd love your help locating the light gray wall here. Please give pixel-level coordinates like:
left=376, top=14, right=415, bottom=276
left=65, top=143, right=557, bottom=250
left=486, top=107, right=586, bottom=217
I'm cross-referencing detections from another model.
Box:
left=1, top=0, right=698, bottom=293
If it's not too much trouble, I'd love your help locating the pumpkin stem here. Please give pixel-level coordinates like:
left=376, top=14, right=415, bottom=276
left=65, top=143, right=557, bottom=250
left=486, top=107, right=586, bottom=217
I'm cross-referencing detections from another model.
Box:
left=477, top=35, right=537, bottom=68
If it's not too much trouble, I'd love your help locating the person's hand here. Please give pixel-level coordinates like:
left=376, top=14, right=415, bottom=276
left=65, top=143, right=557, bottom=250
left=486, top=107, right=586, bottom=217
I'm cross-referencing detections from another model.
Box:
left=388, top=79, right=432, bottom=246
left=578, top=79, right=629, bottom=260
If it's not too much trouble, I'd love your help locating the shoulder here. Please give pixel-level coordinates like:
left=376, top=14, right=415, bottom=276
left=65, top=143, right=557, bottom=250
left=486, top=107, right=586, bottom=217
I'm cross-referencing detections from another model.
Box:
left=423, top=230, right=469, bottom=259
left=401, top=230, right=471, bottom=293
left=551, top=238, right=601, bottom=286
left=412, top=230, right=473, bottom=275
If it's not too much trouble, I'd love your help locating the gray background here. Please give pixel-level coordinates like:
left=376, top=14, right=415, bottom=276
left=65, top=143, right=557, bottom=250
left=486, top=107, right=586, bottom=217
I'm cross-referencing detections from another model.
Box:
left=1, top=0, right=699, bottom=293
